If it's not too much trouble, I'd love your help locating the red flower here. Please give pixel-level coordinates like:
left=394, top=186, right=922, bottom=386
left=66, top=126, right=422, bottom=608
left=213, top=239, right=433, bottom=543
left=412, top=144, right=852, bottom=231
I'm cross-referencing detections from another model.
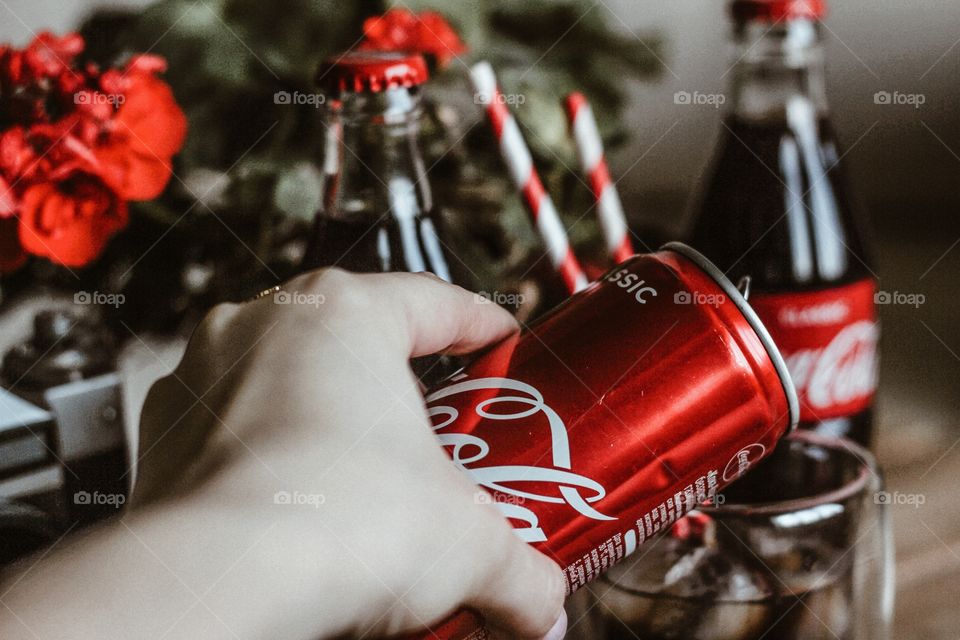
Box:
left=0, top=32, right=187, bottom=272
left=22, top=32, right=84, bottom=79
left=93, top=64, right=188, bottom=201
left=17, top=172, right=128, bottom=268
left=361, top=9, right=466, bottom=69
left=0, top=124, right=97, bottom=186
left=0, top=128, right=37, bottom=181
left=0, top=34, right=186, bottom=273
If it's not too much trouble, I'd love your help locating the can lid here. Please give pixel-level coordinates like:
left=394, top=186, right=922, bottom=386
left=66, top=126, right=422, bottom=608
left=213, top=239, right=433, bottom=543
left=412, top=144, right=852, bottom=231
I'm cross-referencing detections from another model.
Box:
left=660, top=242, right=800, bottom=433
left=731, top=0, right=826, bottom=22
left=316, top=51, right=428, bottom=94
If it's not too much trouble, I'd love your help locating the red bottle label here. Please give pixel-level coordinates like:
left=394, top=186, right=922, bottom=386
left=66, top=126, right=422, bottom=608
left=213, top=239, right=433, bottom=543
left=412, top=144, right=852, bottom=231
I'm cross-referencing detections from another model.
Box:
left=749, top=278, right=879, bottom=422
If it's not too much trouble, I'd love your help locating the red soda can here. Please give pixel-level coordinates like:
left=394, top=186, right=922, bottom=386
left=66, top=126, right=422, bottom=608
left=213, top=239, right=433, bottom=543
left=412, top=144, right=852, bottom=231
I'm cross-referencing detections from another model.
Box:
left=415, top=243, right=799, bottom=639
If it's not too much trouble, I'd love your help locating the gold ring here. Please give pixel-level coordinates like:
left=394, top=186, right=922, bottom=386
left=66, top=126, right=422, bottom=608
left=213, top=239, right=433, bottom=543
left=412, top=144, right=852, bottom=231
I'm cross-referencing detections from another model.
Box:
left=251, top=285, right=282, bottom=301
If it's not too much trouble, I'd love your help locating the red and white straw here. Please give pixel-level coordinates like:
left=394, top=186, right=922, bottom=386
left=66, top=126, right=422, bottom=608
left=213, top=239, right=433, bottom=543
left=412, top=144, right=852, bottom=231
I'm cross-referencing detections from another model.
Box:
left=471, top=62, right=588, bottom=294
left=565, top=92, right=634, bottom=264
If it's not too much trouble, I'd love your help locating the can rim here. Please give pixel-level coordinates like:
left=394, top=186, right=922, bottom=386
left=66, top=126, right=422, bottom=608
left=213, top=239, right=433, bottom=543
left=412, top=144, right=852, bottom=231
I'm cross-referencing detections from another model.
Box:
left=660, top=242, right=800, bottom=432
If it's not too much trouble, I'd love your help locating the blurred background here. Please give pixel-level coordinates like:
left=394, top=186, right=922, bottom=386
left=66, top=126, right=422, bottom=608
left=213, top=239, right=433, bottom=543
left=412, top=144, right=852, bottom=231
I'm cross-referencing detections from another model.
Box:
left=4, top=0, right=958, bottom=217
left=1, top=0, right=959, bottom=637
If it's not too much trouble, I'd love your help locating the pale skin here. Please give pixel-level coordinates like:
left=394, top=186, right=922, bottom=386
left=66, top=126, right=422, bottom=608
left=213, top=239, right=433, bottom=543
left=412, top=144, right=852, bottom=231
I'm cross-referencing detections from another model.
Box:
left=0, top=269, right=567, bottom=640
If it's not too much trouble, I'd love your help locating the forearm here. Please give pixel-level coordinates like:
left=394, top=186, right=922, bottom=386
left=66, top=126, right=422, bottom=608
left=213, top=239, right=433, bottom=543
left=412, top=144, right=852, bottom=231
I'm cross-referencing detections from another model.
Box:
left=0, top=496, right=348, bottom=640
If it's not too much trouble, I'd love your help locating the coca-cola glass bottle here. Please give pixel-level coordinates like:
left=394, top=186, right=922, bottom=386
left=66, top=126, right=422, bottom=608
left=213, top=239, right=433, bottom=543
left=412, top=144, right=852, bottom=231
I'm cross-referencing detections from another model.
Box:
left=688, top=0, right=879, bottom=447
left=304, top=51, right=464, bottom=382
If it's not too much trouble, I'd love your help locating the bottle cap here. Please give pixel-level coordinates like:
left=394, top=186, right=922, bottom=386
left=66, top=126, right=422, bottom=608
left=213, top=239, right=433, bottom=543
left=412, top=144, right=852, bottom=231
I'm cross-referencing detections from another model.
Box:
left=316, top=51, right=428, bottom=94
left=731, top=0, right=826, bottom=22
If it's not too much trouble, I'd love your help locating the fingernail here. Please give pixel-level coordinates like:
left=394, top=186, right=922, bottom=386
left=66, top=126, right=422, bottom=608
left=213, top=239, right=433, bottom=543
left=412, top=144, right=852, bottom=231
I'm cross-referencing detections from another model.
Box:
left=542, top=609, right=567, bottom=640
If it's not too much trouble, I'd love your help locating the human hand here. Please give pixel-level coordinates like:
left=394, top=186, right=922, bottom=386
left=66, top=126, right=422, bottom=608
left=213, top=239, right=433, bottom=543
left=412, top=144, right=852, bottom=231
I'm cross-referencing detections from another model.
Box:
left=0, top=270, right=566, bottom=640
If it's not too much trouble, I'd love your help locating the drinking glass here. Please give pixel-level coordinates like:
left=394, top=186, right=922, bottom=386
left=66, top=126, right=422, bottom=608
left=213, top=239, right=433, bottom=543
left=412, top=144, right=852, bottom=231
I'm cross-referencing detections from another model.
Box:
left=571, top=431, right=893, bottom=640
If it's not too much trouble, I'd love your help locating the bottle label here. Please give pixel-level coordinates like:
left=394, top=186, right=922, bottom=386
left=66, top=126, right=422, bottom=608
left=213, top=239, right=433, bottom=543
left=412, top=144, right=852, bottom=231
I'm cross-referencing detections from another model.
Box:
left=749, top=278, right=879, bottom=422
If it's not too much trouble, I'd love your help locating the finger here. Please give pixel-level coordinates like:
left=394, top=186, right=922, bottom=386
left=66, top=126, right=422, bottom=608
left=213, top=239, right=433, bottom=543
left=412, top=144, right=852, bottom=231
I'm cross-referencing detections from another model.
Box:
left=291, top=269, right=520, bottom=358
left=375, top=272, right=520, bottom=358
left=465, top=515, right=567, bottom=639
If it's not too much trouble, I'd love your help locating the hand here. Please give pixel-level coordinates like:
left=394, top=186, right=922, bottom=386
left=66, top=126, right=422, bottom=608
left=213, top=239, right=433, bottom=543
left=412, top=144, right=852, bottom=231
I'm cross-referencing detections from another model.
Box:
left=0, top=270, right=567, bottom=640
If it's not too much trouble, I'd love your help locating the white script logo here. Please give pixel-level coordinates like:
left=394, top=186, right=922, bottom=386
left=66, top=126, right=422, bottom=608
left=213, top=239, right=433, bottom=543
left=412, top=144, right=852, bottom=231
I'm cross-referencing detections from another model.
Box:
left=426, top=377, right=615, bottom=543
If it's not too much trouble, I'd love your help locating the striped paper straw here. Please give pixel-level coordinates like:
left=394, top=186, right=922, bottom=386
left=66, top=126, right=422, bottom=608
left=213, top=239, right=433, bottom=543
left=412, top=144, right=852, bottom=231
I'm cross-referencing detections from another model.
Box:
left=470, top=61, right=588, bottom=294
left=565, top=92, right=634, bottom=264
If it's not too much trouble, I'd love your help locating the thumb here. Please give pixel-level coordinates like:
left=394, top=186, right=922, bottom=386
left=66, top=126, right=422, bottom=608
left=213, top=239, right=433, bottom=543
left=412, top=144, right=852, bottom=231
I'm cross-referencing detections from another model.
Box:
left=466, top=517, right=568, bottom=640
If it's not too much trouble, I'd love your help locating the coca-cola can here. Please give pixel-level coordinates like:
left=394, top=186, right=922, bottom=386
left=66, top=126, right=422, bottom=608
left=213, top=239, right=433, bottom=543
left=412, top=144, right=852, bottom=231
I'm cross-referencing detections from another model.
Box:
left=413, top=243, right=799, bottom=640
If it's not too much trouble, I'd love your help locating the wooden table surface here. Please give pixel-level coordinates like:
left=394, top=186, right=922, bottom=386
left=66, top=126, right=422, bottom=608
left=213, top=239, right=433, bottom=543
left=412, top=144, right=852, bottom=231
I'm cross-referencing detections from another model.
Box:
left=871, top=213, right=960, bottom=639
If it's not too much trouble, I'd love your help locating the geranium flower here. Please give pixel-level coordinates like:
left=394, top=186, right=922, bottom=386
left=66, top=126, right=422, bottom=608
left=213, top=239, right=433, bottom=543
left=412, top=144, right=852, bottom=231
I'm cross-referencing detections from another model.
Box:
left=93, top=62, right=188, bottom=201
left=17, top=171, right=128, bottom=267
left=0, top=33, right=186, bottom=272
left=0, top=124, right=96, bottom=186
left=22, top=31, right=84, bottom=79
left=360, top=9, right=466, bottom=69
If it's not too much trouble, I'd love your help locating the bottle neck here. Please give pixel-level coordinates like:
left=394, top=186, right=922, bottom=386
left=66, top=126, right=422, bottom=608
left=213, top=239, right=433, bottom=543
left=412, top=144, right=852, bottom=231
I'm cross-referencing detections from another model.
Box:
left=307, top=85, right=455, bottom=282
left=321, top=86, right=432, bottom=222
left=728, top=19, right=828, bottom=123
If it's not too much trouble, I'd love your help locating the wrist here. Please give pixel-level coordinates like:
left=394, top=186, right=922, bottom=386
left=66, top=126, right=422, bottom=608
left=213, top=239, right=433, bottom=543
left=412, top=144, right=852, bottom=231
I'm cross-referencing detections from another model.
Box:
left=143, top=490, right=350, bottom=639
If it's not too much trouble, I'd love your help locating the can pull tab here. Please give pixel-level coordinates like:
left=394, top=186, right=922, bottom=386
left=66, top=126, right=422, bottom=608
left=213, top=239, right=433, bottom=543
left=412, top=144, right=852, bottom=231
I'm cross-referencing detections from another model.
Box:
left=736, top=275, right=752, bottom=301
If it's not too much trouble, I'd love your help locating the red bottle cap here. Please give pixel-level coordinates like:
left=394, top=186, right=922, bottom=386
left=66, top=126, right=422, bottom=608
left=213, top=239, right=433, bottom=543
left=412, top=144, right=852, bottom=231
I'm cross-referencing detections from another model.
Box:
left=316, top=51, right=429, bottom=94
left=731, top=0, right=826, bottom=22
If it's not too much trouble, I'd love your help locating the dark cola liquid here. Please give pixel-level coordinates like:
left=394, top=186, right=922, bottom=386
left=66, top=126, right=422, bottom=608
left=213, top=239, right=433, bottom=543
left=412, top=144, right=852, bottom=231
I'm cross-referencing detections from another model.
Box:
left=304, top=210, right=460, bottom=277
left=303, top=211, right=463, bottom=386
left=689, top=115, right=874, bottom=446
